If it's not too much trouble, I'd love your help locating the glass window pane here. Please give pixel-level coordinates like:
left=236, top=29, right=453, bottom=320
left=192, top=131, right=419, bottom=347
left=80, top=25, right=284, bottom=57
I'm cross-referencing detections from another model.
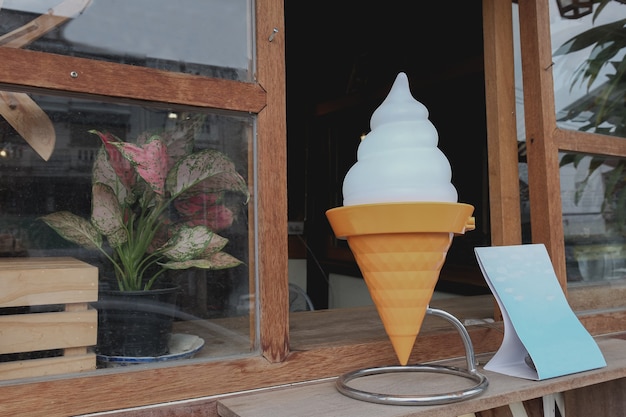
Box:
left=0, top=91, right=257, bottom=376
left=560, top=152, right=626, bottom=286
left=551, top=2, right=626, bottom=138
left=512, top=3, right=531, bottom=243
left=514, top=3, right=626, bottom=294
left=0, top=0, right=252, bottom=81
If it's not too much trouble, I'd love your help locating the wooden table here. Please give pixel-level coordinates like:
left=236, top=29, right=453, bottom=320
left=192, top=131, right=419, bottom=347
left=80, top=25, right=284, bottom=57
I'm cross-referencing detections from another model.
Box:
left=217, top=335, right=626, bottom=417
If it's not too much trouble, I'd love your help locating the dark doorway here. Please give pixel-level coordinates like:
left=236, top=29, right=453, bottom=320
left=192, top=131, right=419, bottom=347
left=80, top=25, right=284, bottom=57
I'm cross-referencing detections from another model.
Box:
left=285, top=2, right=490, bottom=308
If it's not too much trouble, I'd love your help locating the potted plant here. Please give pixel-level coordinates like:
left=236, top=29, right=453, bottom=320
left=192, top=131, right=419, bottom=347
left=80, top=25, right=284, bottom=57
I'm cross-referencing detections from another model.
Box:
left=40, top=117, right=250, bottom=358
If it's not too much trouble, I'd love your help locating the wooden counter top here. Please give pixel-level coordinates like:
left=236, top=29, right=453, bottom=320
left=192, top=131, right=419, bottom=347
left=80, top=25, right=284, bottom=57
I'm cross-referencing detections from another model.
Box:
left=174, top=295, right=498, bottom=360
left=217, top=336, right=626, bottom=417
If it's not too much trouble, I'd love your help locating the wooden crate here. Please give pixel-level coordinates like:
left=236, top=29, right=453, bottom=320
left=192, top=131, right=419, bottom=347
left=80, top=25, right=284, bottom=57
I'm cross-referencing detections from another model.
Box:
left=0, top=257, right=98, bottom=381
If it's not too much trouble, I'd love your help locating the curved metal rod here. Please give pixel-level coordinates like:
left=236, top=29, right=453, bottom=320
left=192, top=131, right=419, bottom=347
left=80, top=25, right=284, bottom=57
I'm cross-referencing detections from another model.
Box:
left=335, top=306, right=489, bottom=406
left=426, top=307, right=479, bottom=373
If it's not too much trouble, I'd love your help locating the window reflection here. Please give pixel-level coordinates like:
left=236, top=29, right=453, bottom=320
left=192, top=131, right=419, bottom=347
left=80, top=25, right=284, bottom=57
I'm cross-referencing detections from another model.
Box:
left=515, top=2, right=626, bottom=285
left=0, top=92, right=257, bottom=373
left=560, top=153, right=626, bottom=283
left=0, top=0, right=252, bottom=80
left=550, top=2, right=626, bottom=284
left=551, top=2, right=626, bottom=137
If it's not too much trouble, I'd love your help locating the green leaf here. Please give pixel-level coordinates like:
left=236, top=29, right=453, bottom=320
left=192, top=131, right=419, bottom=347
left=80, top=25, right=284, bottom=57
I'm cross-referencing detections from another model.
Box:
left=603, top=162, right=624, bottom=202
left=39, top=211, right=102, bottom=250
left=559, top=153, right=581, bottom=168
left=554, top=19, right=626, bottom=56
left=615, top=187, right=626, bottom=231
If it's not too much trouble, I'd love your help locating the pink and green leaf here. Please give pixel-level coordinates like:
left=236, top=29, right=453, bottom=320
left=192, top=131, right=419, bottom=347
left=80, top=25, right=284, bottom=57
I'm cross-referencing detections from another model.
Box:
left=163, top=131, right=194, bottom=170
left=91, top=183, right=127, bottom=247
left=90, top=130, right=136, bottom=190
left=174, top=193, right=221, bottom=216
left=166, top=150, right=249, bottom=201
left=201, top=233, right=229, bottom=255
left=45, top=122, right=248, bottom=291
left=179, top=205, right=235, bottom=232
left=113, top=135, right=169, bottom=195
left=160, top=225, right=212, bottom=261
left=92, top=147, right=132, bottom=206
left=163, top=113, right=205, bottom=167
left=161, top=252, right=243, bottom=270
left=189, top=171, right=250, bottom=198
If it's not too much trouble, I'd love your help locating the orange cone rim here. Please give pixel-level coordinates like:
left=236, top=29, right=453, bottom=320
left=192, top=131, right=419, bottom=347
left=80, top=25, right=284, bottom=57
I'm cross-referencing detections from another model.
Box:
left=326, top=202, right=474, bottom=238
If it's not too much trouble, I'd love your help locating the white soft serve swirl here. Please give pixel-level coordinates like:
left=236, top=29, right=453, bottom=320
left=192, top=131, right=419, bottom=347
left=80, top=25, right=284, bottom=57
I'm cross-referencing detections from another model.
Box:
left=342, top=72, right=458, bottom=206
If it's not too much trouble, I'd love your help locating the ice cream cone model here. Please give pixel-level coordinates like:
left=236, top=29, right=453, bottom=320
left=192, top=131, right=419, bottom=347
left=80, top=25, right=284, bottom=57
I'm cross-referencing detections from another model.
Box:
left=326, top=202, right=474, bottom=365
left=326, top=72, right=476, bottom=365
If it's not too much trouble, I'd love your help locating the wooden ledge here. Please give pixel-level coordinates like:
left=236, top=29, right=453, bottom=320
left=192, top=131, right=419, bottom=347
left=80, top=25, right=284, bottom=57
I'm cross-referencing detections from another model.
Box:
left=217, top=336, right=626, bottom=417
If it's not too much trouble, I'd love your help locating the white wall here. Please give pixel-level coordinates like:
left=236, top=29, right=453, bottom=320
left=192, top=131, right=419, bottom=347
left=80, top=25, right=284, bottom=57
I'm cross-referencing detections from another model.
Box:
left=328, top=273, right=373, bottom=309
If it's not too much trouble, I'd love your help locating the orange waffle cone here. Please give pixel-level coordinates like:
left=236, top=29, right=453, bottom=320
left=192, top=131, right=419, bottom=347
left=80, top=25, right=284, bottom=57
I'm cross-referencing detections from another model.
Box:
left=326, top=202, right=474, bottom=366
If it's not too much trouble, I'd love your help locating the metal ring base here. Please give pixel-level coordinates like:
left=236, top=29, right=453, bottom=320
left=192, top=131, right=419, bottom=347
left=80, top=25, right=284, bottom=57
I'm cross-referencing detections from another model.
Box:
left=335, top=307, right=489, bottom=406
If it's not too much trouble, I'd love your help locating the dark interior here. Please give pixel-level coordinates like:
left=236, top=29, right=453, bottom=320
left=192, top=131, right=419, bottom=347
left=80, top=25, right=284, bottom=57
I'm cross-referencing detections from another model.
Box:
left=284, top=2, right=491, bottom=308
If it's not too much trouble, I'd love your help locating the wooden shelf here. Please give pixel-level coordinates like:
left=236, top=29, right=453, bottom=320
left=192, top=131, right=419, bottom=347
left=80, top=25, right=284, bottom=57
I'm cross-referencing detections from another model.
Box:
left=217, top=335, right=626, bottom=417
left=171, top=295, right=497, bottom=361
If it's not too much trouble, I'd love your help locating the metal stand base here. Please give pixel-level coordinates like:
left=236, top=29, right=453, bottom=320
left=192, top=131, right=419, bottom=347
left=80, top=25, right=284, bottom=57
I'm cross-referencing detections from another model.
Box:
left=336, top=307, right=489, bottom=406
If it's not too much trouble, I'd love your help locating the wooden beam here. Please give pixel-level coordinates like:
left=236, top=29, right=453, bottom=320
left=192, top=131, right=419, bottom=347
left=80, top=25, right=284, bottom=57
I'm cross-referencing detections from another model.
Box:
left=482, top=0, right=523, bottom=247
left=517, top=0, right=568, bottom=292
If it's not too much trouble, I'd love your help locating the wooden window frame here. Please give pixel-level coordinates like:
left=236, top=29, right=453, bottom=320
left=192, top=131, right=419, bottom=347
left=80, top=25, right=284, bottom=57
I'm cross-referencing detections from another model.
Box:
left=517, top=0, right=626, bottom=319
left=0, top=1, right=292, bottom=414
left=0, top=1, right=625, bottom=415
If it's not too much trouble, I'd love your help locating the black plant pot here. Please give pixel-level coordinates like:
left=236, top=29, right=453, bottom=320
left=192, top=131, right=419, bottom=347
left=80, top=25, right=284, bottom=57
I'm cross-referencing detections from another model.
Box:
left=95, top=285, right=180, bottom=358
